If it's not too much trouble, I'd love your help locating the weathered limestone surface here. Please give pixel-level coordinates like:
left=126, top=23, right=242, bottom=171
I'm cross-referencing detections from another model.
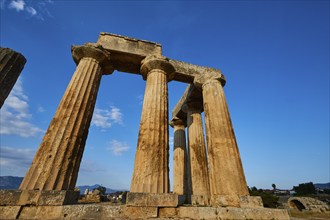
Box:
left=179, top=206, right=290, bottom=220
left=0, top=204, right=290, bottom=219
left=130, top=55, right=174, bottom=193
left=126, top=192, right=183, bottom=207
left=0, top=47, right=26, bottom=108
left=19, top=44, right=112, bottom=192
left=183, top=102, right=210, bottom=196
left=194, top=70, right=249, bottom=200
left=170, top=118, right=187, bottom=195
left=0, top=190, right=79, bottom=206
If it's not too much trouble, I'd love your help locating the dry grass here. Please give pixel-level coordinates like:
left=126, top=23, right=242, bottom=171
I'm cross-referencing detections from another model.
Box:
left=288, top=209, right=330, bottom=219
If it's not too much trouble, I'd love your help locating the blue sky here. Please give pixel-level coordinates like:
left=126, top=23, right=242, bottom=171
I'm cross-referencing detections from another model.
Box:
left=0, top=0, right=329, bottom=191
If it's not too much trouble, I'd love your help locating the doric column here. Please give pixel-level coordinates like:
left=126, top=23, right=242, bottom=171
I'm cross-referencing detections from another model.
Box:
left=170, top=117, right=187, bottom=195
left=0, top=48, right=26, bottom=108
left=194, top=71, right=249, bottom=197
left=130, top=55, right=175, bottom=193
left=20, top=44, right=113, bottom=191
left=182, top=102, right=210, bottom=196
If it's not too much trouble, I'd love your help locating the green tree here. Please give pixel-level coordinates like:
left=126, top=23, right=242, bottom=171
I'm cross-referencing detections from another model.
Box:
left=272, top=183, right=276, bottom=190
left=293, top=182, right=316, bottom=195
left=248, top=186, right=279, bottom=208
left=94, top=186, right=106, bottom=195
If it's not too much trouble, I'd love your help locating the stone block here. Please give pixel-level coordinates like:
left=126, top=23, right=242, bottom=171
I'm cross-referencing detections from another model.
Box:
left=126, top=192, right=182, bottom=207
left=211, top=195, right=241, bottom=207
left=0, top=190, right=79, bottom=206
left=124, top=206, right=158, bottom=218
left=0, top=206, right=21, bottom=219
left=191, top=194, right=211, bottom=206
left=38, top=190, right=80, bottom=205
left=179, top=206, right=217, bottom=219
left=0, top=190, right=21, bottom=205
left=158, top=207, right=178, bottom=217
left=98, top=32, right=162, bottom=57
left=240, top=196, right=264, bottom=208
left=19, top=206, right=63, bottom=219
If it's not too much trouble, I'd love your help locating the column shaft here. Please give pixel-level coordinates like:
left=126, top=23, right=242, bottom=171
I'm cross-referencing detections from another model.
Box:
left=173, top=124, right=187, bottom=195
left=187, top=107, right=210, bottom=195
left=202, top=79, right=248, bottom=196
left=20, top=57, right=103, bottom=190
left=0, top=48, right=26, bottom=108
left=130, top=69, right=169, bottom=193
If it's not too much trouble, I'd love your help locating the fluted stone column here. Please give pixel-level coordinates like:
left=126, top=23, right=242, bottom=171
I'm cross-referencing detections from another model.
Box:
left=130, top=55, right=175, bottom=193
left=20, top=44, right=113, bottom=191
left=194, top=71, right=249, bottom=200
left=170, top=117, right=187, bottom=195
left=0, top=47, right=26, bottom=108
left=183, top=102, right=210, bottom=196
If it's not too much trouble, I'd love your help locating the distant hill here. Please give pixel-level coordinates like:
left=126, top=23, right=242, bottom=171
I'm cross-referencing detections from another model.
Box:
left=0, top=176, right=123, bottom=194
left=0, top=176, right=23, bottom=189
left=315, top=183, right=330, bottom=189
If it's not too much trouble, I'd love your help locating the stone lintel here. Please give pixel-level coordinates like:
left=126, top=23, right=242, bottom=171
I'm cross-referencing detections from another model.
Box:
left=169, top=59, right=220, bottom=84
left=96, top=32, right=223, bottom=84
left=0, top=190, right=79, bottom=206
left=97, top=32, right=162, bottom=74
left=126, top=192, right=184, bottom=207
left=171, top=84, right=203, bottom=124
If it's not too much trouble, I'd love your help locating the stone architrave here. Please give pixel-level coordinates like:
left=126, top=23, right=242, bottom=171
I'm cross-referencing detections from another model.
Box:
left=0, top=48, right=26, bottom=108
left=194, top=71, right=249, bottom=198
left=182, top=102, right=210, bottom=196
left=19, top=44, right=113, bottom=191
left=170, top=117, right=187, bottom=195
left=130, top=55, right=175, bottom=193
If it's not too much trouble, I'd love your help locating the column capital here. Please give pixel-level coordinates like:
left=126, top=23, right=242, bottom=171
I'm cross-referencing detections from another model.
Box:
left=140, top=55, right=175, bottom=81
left=170, top=117, right=186, bottom=128
left=193, top=69, right=226, bottom=88
left=182, top=101, right=203, bottom=113
left=71, top=43, right=114, bottom=75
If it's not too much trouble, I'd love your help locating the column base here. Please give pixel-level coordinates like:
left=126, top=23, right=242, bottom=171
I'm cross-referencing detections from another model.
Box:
left=126, top=192, right=185, bottom=207
left=0, top=190, right=79, bottom=206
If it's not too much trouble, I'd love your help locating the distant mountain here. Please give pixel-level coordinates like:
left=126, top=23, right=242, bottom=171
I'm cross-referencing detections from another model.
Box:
left=0, top=176, right=23, bottom=189
left=0, top=176, right=124, bottom=194
left=314, top=183, right=330, bottom=189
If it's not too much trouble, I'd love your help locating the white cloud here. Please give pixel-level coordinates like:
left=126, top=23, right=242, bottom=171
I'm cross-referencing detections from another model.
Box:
left=80, top=159, right=105, bottom=172
left=107, top=140, right=129, bottom=156
left=137, top=94, right=144, bottom=105
left=8, top=0, right=24, bottom=12
left=25, top=6, right=36, bottom=15
left=169, top=136, right=174, bottom=147
left=37, top=105, right=45, bottom=113
left=0, top=78, right=44, bottom=137
left=91, top=106, right=123, bottom=130
left=5, top=0, right=52, bottom=19
left=0, top=146, right=36, bottom=176
left=109, top=106, right=122, bottom=124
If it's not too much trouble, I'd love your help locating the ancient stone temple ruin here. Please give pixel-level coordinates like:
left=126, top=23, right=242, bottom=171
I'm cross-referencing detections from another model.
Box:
left=0, top=33, right=290, bottom=219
